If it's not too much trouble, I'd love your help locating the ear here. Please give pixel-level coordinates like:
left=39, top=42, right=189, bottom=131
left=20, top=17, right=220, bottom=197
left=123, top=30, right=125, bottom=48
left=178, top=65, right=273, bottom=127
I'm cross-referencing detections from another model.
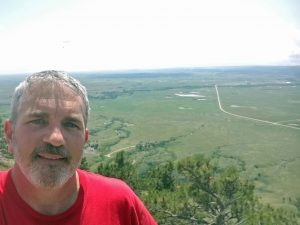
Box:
left=3, top=120, right=14, bottom=153
left=84, top=128, right=89, bottom=143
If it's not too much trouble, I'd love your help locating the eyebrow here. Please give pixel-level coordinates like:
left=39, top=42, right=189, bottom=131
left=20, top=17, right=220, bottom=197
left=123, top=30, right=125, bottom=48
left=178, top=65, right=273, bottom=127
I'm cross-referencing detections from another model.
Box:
left=26, top=111, right=49, bottom=118
left=63, top=116, right=83, bottom=124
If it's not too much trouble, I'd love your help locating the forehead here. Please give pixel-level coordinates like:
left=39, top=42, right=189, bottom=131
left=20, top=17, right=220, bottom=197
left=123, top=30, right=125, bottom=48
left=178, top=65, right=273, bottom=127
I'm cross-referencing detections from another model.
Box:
left=25, top=81, right=79, bottom=100
left=19, top=83, right=84, bottom=115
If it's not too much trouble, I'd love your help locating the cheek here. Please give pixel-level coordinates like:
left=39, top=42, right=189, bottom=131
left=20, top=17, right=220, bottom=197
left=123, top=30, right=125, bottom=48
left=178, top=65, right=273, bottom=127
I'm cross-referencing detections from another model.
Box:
left=12, top=129, right=42, bottom=156
left=69, top=145, right=84, bottom=165
left=65, top=133, right=85, bottom=157
left=11, top=138, right=32, bottom=163
left=12, top=136, right=32, bottom=156
left=14, top=130, right=37, bottom=146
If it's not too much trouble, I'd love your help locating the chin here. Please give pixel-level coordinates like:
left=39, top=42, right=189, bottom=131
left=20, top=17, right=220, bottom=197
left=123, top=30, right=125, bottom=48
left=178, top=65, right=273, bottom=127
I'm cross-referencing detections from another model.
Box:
left=19, top=160, right=78, bottom=189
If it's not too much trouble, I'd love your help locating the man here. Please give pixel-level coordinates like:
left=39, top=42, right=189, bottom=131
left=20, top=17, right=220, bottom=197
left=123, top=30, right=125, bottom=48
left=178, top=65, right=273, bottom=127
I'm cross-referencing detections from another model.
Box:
left=0, top=70, right=157, bottom=225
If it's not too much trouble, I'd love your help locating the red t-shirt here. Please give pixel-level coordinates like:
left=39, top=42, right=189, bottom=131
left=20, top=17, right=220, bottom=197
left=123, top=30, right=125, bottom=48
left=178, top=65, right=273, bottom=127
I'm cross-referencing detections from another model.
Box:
left=0, top=169, right=157, bottom=225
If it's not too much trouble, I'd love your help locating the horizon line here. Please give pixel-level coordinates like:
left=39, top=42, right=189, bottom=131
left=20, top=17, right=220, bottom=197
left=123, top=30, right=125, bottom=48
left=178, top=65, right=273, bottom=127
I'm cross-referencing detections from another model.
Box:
left=0, top=64, right=300, bottom=76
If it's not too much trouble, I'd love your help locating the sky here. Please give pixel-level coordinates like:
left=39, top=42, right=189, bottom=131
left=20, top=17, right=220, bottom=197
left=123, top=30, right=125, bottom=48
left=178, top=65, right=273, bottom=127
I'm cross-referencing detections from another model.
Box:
left=0, top=0, right=300, bottom=74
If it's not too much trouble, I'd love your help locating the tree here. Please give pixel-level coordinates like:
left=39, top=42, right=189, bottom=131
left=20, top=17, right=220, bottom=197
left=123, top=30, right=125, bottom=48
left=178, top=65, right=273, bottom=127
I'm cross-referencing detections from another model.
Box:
left=147, top=161, right=175, bottom=191
left=0, top=116, right=5, bottom=149
left=97, top=151, right=138, bottom=190
left=0, top=116, right=8, bottom=152
left=92, top=151, right=299, bottom=224
left=79, top=156, right=89, bottom=171
left=145, top=154, right=299, bottom=225
left=0, top=116, right=13, bottom=170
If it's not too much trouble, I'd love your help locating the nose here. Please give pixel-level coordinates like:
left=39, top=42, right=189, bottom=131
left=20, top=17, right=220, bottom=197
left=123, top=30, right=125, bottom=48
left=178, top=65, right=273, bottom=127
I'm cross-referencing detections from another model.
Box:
left=43, top=125, right=65, bottom=147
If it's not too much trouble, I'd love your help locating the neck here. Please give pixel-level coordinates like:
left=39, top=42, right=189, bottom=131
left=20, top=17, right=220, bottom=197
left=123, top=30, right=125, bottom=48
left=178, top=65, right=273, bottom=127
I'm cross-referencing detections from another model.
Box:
left=11, top=165, right=80, bottom=216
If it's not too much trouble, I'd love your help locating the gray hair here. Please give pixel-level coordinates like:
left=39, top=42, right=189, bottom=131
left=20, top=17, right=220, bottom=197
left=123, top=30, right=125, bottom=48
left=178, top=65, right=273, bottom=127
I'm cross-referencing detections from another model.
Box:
left=10, top=70, right=90, bottom=127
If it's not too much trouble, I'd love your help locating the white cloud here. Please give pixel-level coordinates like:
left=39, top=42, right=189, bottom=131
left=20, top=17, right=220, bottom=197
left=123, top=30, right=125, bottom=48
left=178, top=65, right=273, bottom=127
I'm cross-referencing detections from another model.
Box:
left=0, top=0, right=299, bottom=73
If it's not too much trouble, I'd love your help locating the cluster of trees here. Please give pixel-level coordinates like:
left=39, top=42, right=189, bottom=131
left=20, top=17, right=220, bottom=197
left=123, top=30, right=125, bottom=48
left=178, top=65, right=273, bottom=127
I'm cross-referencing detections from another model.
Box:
left=96, top=151, right=299, bottom=225
left=88, top=89, right=134, bottom=100
left=135, top=137, right=176, bottom=152
left=0, top=117, right=13, bottom=169
left=0, top=117, right=8, bottom=151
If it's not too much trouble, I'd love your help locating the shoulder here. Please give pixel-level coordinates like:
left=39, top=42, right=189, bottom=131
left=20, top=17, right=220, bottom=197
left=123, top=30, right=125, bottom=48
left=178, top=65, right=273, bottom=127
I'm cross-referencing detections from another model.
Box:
left=78, top=169, right=134, bottom=196
left=78, top=169, right=137, bottom=212
left=78, top=170, right=157, bottom=224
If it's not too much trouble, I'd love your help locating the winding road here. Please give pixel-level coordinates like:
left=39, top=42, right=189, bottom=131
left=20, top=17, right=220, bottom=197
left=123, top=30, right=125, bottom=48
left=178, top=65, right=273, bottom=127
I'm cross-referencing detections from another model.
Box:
left=104, top=85, right=299, bottom=158
left=105, top=145, right=136, bottom=158
left=215, top=85, right=300, bottom=131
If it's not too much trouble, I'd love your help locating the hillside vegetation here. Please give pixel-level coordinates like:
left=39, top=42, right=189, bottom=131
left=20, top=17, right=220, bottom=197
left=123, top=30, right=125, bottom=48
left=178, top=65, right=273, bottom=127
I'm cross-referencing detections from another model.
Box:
left=1, top=66, right=300, bottom=223
left=97, top=151, right=300, bottom=224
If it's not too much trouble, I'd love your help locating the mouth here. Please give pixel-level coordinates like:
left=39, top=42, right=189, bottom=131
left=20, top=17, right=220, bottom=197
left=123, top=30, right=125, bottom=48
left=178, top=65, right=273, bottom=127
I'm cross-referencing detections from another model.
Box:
left=37, top=153, right=66, bottom=161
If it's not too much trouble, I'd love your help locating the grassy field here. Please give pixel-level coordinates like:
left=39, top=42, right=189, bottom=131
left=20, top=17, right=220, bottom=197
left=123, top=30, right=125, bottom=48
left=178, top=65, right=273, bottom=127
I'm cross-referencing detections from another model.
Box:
left=0, top=66, right=299, bottom=210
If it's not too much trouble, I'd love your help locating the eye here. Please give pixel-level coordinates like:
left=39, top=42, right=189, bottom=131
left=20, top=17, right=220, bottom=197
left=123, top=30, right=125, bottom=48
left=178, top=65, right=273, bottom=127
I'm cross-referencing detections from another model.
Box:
left=63, top=121, right=80, bottom=129
left=30, top=118, right=46, bottom=125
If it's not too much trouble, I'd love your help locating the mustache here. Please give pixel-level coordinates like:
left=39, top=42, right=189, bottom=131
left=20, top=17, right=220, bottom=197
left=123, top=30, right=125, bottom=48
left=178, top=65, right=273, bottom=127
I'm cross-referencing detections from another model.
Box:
left=32, top=144, right=69, bottom=159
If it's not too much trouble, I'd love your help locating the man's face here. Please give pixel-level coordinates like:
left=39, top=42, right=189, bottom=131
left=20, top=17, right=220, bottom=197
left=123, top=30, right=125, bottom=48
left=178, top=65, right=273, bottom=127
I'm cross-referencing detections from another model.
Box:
left=7, top=83, right=88, bottom=188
